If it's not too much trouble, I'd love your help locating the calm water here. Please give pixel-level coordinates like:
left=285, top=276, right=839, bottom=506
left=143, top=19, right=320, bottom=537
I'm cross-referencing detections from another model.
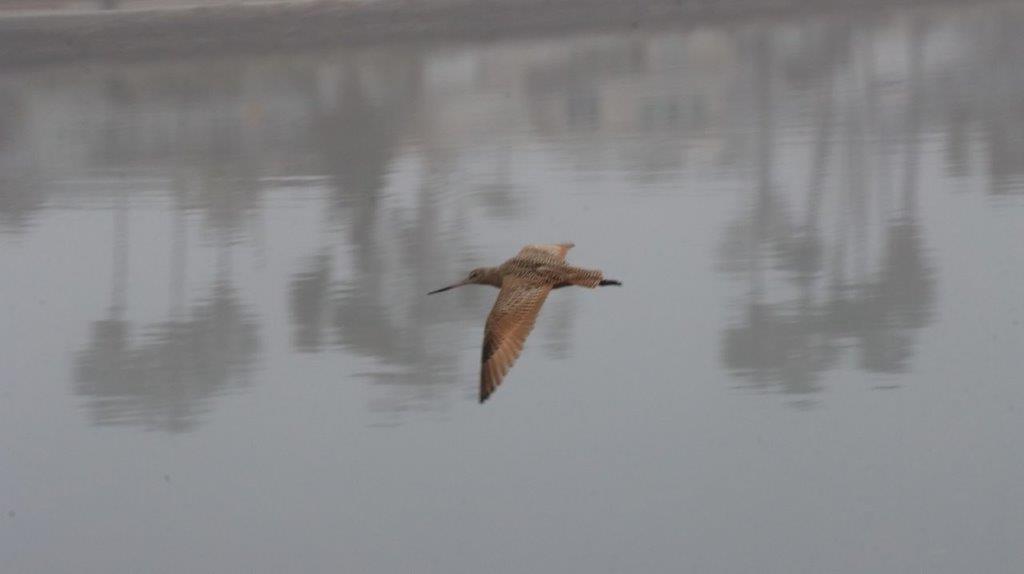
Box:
left=3, top=3, right=1024, bottom=572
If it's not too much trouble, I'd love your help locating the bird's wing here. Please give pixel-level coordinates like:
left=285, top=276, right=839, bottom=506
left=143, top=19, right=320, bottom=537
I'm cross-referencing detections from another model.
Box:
left=517, top=243, right=575, bottom=262
left=480, top=277, right=552, bottom=402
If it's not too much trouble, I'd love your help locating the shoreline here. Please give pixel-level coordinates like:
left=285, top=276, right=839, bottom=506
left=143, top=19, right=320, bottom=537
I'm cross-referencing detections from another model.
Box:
left=0, top=0, right=975, bottom=67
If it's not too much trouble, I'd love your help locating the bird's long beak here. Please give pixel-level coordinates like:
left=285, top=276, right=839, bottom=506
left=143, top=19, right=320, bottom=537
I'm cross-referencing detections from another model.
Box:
left=427, top=280, right=467, bottom=295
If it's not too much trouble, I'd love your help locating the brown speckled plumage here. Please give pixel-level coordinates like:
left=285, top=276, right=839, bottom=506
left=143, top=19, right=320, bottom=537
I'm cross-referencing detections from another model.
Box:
left=428, top=243, right=621, bottom=403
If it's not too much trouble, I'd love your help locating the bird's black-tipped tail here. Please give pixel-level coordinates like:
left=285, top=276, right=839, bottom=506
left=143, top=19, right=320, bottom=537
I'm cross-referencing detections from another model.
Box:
left=599, top=279, right=622, bottom=287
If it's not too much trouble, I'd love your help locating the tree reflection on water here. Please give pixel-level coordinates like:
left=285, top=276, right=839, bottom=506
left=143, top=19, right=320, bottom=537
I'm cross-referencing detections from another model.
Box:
left=0, top=4, right=1020, bottom=428
left=718, top=17, right=936, bottom=398
left=75, top=191, right=259, bottom=433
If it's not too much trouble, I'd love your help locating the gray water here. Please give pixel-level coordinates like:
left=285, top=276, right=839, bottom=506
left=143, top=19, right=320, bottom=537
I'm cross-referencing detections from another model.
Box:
left=3, top=3, right=1024, bottom=573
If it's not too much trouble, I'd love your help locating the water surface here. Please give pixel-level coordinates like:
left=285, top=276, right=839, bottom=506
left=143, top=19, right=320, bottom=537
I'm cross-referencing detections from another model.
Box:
left=3, top=3, right=1024, bottom=572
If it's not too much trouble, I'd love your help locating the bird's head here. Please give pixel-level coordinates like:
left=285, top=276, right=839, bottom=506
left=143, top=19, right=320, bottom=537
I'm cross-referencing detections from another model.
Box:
left=427, top=267, right=501, bottom=294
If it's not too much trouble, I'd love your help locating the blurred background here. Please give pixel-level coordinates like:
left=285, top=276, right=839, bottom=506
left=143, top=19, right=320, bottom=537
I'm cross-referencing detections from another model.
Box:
left=2, top=1, right=1023, bottom=572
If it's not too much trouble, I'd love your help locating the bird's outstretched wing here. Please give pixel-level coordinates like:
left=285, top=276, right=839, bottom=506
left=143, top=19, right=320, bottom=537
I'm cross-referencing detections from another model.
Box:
left=517, top=243, right=574, bottom=263
left=480, top=277, right=552, bottom=402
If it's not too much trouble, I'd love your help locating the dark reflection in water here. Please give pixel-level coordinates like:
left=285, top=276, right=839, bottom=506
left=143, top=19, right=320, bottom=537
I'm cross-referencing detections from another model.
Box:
left=0, top=84, right=45, bottom=233
left=289, top=50, right=528, bottom=412
left=75, top=279, right=259, bottom=432
left=717, top=18, right=937, bottom=396
left=1, top=4, right=1022, bottom=427
left=74, top=194, right=259, bottom=432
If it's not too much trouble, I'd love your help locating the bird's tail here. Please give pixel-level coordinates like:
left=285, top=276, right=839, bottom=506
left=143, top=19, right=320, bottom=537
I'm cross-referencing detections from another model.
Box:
left=561, top=267, right=622, bottom=288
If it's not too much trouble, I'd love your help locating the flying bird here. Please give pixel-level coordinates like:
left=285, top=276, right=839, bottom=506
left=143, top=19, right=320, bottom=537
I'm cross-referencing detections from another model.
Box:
left=428, top=243, right=621, bottom=402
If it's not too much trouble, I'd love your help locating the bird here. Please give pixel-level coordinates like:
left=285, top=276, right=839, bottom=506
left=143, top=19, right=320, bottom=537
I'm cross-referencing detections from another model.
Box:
left=428, top=243, right=621, bottom=403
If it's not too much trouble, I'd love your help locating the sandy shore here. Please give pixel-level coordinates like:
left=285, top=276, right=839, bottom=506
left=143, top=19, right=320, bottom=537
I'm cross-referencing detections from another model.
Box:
left=0, top=0, right=962, bottom=66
